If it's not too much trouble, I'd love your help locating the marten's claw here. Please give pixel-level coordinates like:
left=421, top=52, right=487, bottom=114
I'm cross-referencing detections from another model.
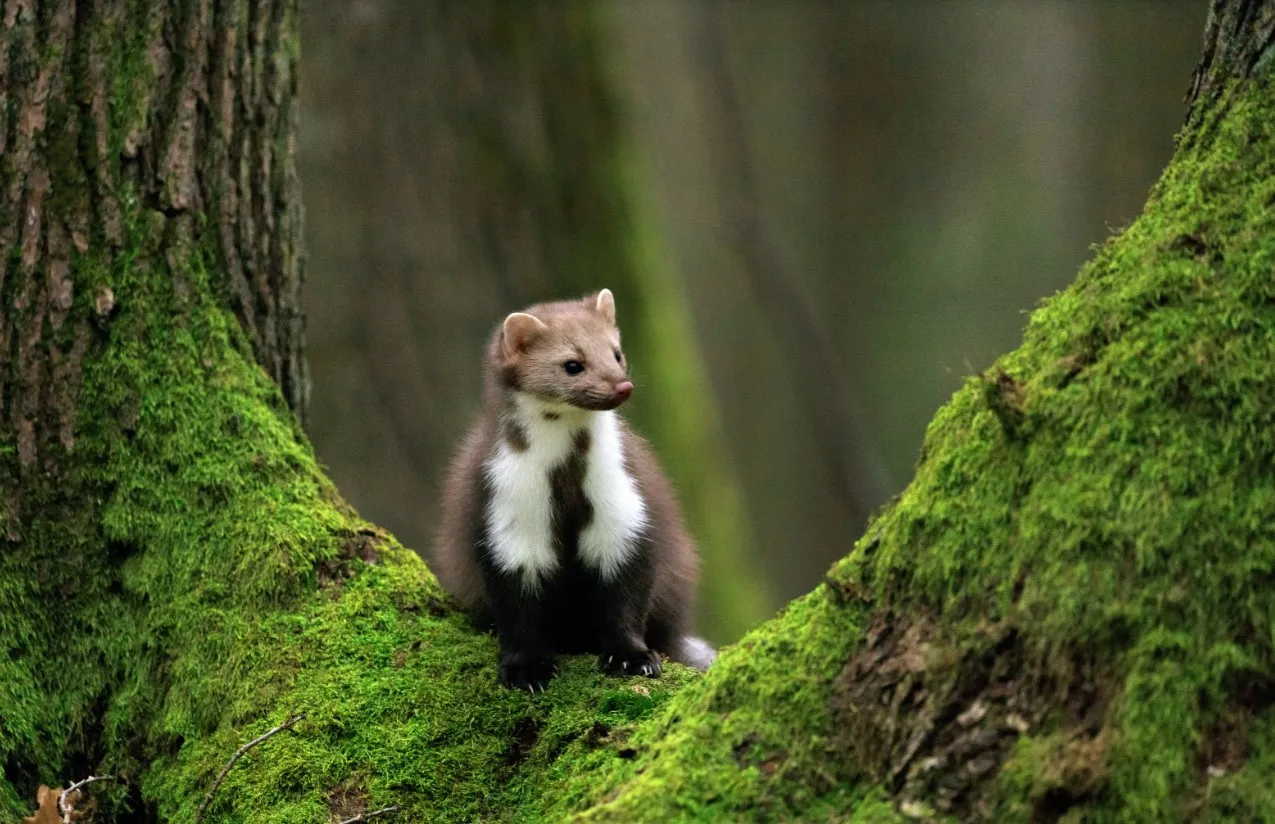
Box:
left=599, top=647, right=661, bottom=678
left=499, top=652, right=557, bottom=692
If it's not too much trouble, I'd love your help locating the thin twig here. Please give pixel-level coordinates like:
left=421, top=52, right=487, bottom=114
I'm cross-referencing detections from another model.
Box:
left=340, top=805, right=402, bottom=824
left=194, top=714, right=305, bottom=824
left=57, top=775, right=117, bottom=824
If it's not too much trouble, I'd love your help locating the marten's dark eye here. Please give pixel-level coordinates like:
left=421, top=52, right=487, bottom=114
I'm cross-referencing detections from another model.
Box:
left=563, top=360, right=584, bottom=375
left=614, top=350, right=623, bottom=363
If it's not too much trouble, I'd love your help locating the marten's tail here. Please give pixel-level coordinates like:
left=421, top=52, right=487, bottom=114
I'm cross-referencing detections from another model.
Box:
left=671, top=635, right=717, bottom=670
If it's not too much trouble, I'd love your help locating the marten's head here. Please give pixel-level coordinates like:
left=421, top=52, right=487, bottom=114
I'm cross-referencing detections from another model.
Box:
left=496, top=289, right=632, bottom=412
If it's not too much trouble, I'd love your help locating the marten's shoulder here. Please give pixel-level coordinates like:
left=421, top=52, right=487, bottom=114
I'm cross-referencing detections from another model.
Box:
left=617, top=421, right=697, bottom=578
left=431, top=416, right=498, bottom=612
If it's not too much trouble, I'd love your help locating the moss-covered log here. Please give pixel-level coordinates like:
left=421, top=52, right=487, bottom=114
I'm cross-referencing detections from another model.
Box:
left=4, top=0, right=1275, bottom=821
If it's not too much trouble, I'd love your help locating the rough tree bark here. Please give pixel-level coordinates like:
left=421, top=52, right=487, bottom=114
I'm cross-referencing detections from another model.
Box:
left=1, top=0, right=308, bottom=817
left=2, top=0, right=1274, bottom=822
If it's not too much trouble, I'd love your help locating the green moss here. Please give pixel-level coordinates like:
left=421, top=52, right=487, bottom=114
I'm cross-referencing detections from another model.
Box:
left=1194, top=712, right=1275, bottom=822
left=821, top=83, right=1275, bottom=820
left=106, top=0, right=163, bottom=160
left=523, top=591, right=885, bottom=821
left=137, top=556, right=699, bottom=823
left=1, top=179, right=706, bottom=821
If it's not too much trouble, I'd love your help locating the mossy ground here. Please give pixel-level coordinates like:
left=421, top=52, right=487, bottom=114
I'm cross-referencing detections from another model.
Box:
left=532, top=591, right=903, bottom=823
left=0, top=188, right=708, bottom=821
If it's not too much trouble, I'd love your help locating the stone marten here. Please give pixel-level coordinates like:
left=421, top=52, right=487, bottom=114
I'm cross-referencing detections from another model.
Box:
left=431, top=289, right=715, bottom=691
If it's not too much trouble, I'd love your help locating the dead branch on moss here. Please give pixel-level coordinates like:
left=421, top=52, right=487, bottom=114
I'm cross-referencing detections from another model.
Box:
left=23, top=777, right=120, bottom=824
left=339, top=805, right=401, bottom=824
left=195, top=714, right=305, bottom=824
left=57, top=775, right=118, bottom=824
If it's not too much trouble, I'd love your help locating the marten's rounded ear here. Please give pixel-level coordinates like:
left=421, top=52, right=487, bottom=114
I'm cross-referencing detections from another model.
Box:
left=595, top=288, right=616, bottom=324
left=502, top=312, right=548, bottom=357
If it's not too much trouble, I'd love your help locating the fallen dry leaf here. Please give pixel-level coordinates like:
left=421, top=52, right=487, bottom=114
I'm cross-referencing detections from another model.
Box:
left=22, top=785, right=60, bottom=824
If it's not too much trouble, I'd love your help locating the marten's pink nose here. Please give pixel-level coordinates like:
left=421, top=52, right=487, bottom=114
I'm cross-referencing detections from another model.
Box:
left=614, top=381, right=633, bottom=401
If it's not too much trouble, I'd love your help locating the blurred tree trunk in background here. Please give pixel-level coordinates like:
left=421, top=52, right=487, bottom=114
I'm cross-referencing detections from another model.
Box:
left=608, top=0, right=1201, bottom=604
left=300, top=1, right=770, bottom=640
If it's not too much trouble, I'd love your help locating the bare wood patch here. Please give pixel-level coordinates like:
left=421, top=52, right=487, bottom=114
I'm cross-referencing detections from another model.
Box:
left=829, top=612, right=1112, bottom=820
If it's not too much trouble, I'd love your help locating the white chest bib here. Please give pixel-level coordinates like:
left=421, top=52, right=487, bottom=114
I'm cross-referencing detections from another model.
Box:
left=483, top=395, right=648, bottom=591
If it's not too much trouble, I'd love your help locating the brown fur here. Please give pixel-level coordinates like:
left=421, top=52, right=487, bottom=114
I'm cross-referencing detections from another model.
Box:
left=496, top=295, right=630, bottom=410
left=431, top=291, right=708, bottom=686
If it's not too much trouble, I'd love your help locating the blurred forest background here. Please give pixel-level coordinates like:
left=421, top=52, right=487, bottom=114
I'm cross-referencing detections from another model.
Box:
left=297, top=2, right=1203, bottom=644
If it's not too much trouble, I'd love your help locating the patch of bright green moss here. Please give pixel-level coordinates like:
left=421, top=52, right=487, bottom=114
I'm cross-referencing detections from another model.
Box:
left=821, top=83, right=1275, bottom=820
left=1193, top=711, right=1275, bottom=822
left=523, top=591, right=894, bottom=822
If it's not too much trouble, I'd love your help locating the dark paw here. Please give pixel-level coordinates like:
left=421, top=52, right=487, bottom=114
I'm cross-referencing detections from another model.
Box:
left=599, top=646, right=661, bottom=678
left=499, top=652, right=557, bottom=693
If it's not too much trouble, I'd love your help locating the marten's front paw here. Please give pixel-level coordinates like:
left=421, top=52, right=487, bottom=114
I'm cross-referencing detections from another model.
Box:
left=499, top=651, right=557, bottom=693
left=599, top=646, right=662, bottom=678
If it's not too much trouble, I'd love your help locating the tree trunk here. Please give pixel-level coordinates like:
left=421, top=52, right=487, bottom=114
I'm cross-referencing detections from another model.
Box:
left=0, top=0, right=308, bottom=494
left=3, top=0, right=1275, bottom=821
left=2, top=0, right=306, bottom=817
